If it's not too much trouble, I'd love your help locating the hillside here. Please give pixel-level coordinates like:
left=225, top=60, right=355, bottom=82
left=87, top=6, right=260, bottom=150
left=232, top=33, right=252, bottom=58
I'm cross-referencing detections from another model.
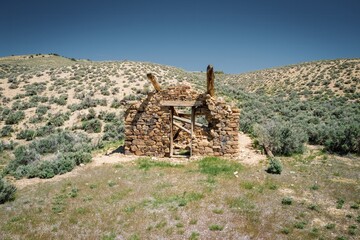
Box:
left=0, top=55, right=359, bottom=162
left=0, top=54, right=359, bottom=239
left=221, top=59, right=360, bottom=99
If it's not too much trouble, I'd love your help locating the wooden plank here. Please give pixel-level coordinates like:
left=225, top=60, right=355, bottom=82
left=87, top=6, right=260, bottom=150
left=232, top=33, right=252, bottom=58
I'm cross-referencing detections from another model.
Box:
left=170, top=106, right=179, bottom=116
left=173, top=128, right=181, bottom=141
left=207, top=65, right=215, bottom=97
left=190, top=106, right=195, bottom=156
left=160, top=100, right=203, bottom=107
left=173, top=122, right=191, bottom=134
left=173, top=116, right=205, bottom=128
left=170, top=107, right=174, bottom=157
left=146, top=73, right=161, bottom=92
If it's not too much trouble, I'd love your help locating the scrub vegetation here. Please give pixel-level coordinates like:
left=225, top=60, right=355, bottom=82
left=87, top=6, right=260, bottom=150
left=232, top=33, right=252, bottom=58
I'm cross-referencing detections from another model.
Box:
left=0, top=54, right=359, bottom=239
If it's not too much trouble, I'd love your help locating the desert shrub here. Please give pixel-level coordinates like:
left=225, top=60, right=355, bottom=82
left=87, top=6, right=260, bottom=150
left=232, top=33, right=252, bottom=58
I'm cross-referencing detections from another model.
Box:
left=35, top=125, right=55, bottom=137
left=5, top=131, right=92, bottom=179
left=68, top=97, right=100, bottom=111
left=33, top=160, right=57, bottom=179
left=29, top=114, right=44, bottom=123
left=104, top=112, right=116, bottom=122
left=102, top=119, right=124, bottom=141
left=29, top=95, right=48, bottom=103
left=55, top=157, right=76, bottom=174
left=110, top=99, right=121, bottom=108
left=5, top=111, right=25, bottom=125
left=30, top=135, right=58, bottom=154
left=24, top=82, right=46, bottom=96
left=0, top=107, right=11, bottom=121
left=36, top=105, right=50, bottom=116
left=12, top=100, right=37, bottom=110
left=0, top=140, right=16, bottom=153
left=51, top=94, right=68, bottom=106
left=62, top=151, right=92, bottom=165
left=266, top=158, right=282, bottom=174
left=16, top=129, right=36, bottom=141
left=47, top=112, right=69, bottom=127
left=0, top=177, right=17, bottom=204
left=81, top=108, right=96, bottom=121
left=5, top=146, right=40, bottom=174
left=0, top=125, right=13, bottom=137
left=324, top=122, right=360, bottom=154
left=281, top=197, right=293, bottom=205
left=254, top=120, right=306, bottom=156
left=82, top=119, right=102, bottom=133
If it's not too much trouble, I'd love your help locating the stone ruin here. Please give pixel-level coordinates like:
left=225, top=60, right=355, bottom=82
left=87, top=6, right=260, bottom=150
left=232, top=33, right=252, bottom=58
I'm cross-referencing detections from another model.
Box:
left=124, top=66, right=240, bottom=158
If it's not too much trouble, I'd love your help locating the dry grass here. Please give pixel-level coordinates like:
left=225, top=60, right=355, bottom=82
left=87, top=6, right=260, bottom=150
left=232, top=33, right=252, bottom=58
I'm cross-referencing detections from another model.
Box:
left=1, top=150, right=359, bottom=239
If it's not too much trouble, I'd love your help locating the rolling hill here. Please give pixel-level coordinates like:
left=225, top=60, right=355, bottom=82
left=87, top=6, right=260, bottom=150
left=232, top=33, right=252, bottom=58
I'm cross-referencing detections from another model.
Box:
left=0, top=54, right=359, bottom=239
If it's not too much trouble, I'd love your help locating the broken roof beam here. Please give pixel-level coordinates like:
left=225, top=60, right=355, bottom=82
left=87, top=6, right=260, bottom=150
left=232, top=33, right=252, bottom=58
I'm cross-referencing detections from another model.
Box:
left=173, top=115, right=205, bottom=128
left=207, top=65, right=215, bottom=97
left=160, top=100, right=203, bottom=107
left=146, top=73, right=162, bottom=92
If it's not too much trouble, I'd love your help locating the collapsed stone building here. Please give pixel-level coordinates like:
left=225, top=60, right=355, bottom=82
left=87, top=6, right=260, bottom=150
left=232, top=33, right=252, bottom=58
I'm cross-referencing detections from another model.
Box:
left=124, top=65, right=240, bottom=157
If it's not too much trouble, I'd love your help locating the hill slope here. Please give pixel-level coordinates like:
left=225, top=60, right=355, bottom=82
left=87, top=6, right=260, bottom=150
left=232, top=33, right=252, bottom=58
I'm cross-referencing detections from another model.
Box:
left=0, top=55, right=359, bottom=176
left=221, top=59, right=360, bottom=99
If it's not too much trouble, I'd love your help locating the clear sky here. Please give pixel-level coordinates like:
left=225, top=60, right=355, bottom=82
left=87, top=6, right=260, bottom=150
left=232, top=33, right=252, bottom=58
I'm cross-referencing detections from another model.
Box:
left=1, top=0, right=359, bottom=73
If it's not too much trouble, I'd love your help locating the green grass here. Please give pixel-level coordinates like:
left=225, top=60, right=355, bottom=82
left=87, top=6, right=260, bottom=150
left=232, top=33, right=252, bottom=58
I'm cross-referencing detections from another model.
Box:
left=198, top=157, right=243, bottom=177
left=137, top=157, right=184, bottom=171
left=209, top=224, right=224, bottom=231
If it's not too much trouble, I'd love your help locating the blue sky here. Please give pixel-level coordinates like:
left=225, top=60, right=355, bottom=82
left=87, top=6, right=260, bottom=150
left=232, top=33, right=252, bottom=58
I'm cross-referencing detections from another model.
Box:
left=1, top=0, right=359, bottom=73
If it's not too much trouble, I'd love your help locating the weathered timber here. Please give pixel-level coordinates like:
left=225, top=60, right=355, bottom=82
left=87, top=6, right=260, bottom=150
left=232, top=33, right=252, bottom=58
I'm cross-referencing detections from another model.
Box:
left=146, top=73, right=162, bottom=92
left=173, top=122, right=191, bottom=134
left=190, top=106, right=195, bottom=156
left=173, top=115, right=205, bottom=127
left=207, top=65, right=215, bottom=97
left=160, top=100, right=203, bottom=107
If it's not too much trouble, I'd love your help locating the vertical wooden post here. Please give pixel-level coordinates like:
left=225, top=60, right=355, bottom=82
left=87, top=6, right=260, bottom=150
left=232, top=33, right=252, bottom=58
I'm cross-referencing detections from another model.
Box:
left=206, top=65, right=215, bottom=97
left=190, top=106, right=195, bottom=157
left=146, top=73, right=162, bottom=92
left=169, top=107, right=174, bottom=157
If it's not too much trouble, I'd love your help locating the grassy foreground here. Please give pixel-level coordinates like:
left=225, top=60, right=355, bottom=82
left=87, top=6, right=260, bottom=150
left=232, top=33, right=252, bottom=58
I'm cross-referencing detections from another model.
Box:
left=0, top=153, right=359, bottom=239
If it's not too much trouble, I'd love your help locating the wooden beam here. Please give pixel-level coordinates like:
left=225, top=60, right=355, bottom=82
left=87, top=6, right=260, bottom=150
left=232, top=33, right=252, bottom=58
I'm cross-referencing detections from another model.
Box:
left=173, top=122, right=191, bottom=134
left=173, top=116, right=205, bottom=128
left=206, top=65, right=215, bottom=97
left=170, top=107, right=174, bottom=157
left=146, top=73, right=161, bottom=92
left=160, top=100, right=203, bottom=107
left=170, top=106, right=179, bottom=116
left=173, top=128, right=181, bottom=141
left=190, top=106, right=195, bottom=156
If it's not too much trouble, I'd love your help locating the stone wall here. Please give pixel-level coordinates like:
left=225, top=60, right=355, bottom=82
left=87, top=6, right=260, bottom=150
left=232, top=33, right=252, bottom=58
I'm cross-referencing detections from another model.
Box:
left=124, top=85, right=240, bottom=157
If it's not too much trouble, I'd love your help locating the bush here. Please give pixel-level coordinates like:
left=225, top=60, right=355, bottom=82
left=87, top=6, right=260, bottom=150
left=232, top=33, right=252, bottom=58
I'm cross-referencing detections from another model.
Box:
left=0, top=177, right=16, bottom=204
left=36, top=105, right=50, bottom=116
left=5, top=131, right=92, bottom=179
left=82, top=119, right=102, bottom=133
left=102, top=120, right=124, bottom=141
left=62, top=151, right=92, bottom=165
left=5, top=111, right=25, bottom=124
left=5, top=146, right=40, bottom=174
left=47, top=112, right=69, bottom=127
left=0, top=125, right=13, bottom=137
left=55, top=157, right=76, bottom=174
left=324, top=122, right=360, bottom=154
left=16, top=129, right=36, bottom=141
left=266, top=158, right=282, bottom=174
left=281, top=197, right=293, bottom=205
left=254, top=120, right=306, bottom=156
